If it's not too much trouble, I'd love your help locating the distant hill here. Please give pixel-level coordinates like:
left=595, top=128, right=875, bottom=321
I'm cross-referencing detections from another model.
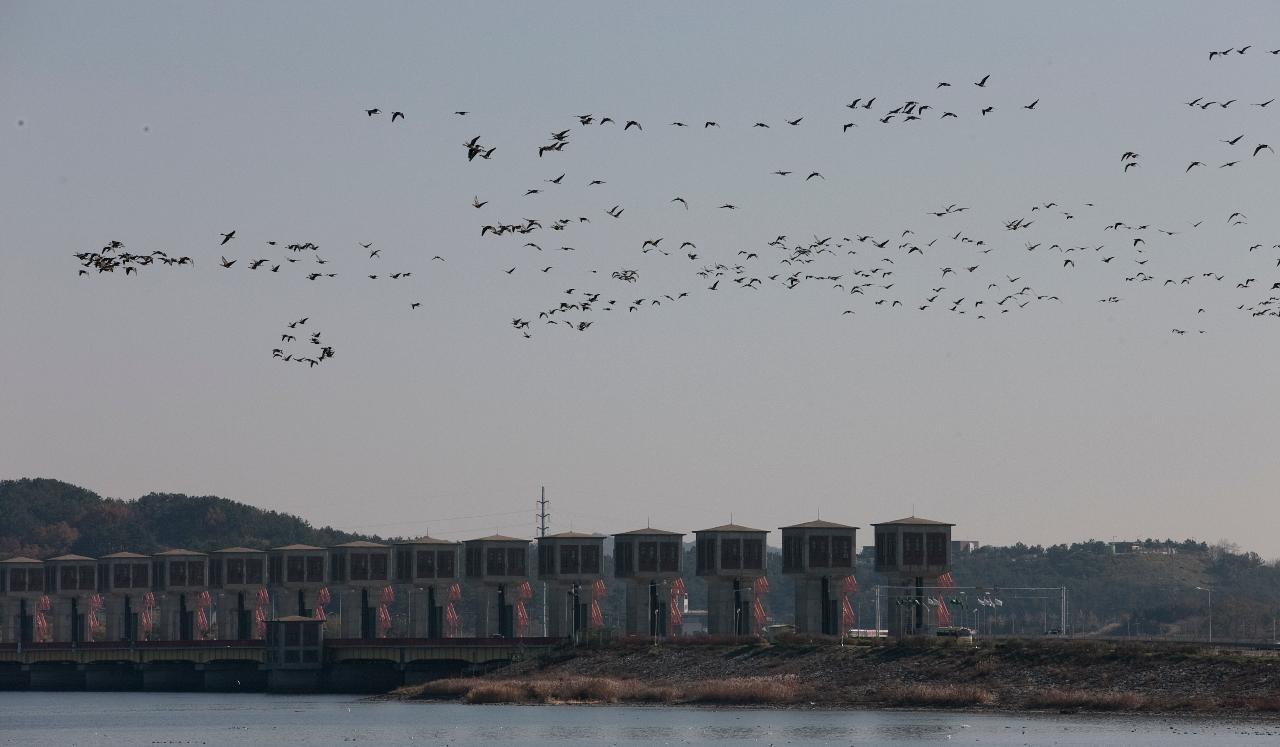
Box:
left=0, top=477, right=373, bottom=558
left=930, top=540, right=1280, bottom=643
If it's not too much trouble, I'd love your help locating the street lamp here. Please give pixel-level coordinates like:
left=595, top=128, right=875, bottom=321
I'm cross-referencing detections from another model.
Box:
left=1195, top=586, right=1212, bottom=644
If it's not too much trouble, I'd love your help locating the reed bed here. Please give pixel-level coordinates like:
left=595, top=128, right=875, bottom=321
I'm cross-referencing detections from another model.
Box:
left=680, top=676, right=808, bottom=705
left=881, top=683, right=996, bottom=707
left=1024, top=688, right=1145, bottom=711
left=401, top=675, right=801, bottom=705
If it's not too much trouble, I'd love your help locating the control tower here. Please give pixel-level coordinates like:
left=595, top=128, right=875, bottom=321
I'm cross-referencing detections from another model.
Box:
left=463, top=535, right=531, bottom=638
left=871, top=516, right=953, bottom=636
left=393, top=536, right=461, bottom=638
left=536, top=531, right=605, bottom=638
left=612, top=528, right=684, bottom=638
left=693, top=523, right=768, bottom=635
left=780, top=520, right=857, bottom=635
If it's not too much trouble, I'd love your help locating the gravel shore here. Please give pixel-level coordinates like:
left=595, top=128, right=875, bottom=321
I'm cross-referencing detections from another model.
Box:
left=391, top=637, right=1280, bottom=715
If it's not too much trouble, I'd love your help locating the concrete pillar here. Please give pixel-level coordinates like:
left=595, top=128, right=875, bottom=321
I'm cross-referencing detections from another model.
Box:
left=546, top=581, right=588, bottom=638
left=337, top=588, right=375, bottom=639
left=103, top=594, right=138, bottom=642
left=706, top=579, right=755, bottom=635
left=885, top=576, right=926, bottom=637
left=214, top=590, right=254, bottom=640
left=470, top=583, right=515, bottom=638
left=402, top=586, right=443, bottom=638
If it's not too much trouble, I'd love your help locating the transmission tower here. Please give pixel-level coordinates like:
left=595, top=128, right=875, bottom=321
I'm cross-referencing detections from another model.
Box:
left=537, top=486, right=550, bottom=635
left=537, top=486, right=550, bottom=537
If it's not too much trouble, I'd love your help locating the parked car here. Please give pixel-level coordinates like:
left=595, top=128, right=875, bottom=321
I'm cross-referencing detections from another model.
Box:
left=935, top=626, right=975, bottom=641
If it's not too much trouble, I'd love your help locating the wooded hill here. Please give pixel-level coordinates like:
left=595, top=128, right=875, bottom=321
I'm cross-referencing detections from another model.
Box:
left=0, top=478, right=368, bottom=558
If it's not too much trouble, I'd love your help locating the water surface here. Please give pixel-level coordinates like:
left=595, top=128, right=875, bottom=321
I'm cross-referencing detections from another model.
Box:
left=0, top=692, right=1277, bottom=745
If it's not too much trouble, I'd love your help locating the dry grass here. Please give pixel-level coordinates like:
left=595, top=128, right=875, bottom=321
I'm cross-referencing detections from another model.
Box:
left=611, top=680, right=680, bottom=703
left=464, top=682, right=533, bottom=704
left=1150, top=695, right=1221, bottom=712
left=528, top=676, right=676, bottom=703
left=403, top=674, right=798, bottom=705
left=1245, top=694, right=1280, bottom=712
left=882, top=683, right=996, bottom=707
left=681, top=676, right=808, bottom=705
left=402, top=677, right=487, bottom=699
left=1025, top=688, right=1145, bottom=711
left=406, top=676, right=678, bottom=705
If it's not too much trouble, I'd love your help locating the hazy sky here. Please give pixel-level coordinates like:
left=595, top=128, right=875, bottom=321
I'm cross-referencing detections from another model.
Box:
left=4, top=2, right=1280, bottom=555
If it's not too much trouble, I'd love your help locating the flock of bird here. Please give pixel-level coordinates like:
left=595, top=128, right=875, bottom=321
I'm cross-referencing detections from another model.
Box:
left=70, top=50, right=1280, bottom=358
left=74, top=241, right=192, bottom=275
left=273, top=317, right=334, bottom=368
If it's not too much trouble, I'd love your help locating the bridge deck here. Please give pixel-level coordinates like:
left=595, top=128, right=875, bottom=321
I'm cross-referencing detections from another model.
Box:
left=0, top=637, right=563, bottom=667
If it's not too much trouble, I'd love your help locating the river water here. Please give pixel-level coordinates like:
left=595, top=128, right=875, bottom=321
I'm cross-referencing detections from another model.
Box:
left=0, top=693, right=1277, bottom=745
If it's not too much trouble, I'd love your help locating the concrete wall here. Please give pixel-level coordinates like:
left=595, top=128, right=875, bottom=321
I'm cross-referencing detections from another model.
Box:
left=705, top=579, right=760, bottom=635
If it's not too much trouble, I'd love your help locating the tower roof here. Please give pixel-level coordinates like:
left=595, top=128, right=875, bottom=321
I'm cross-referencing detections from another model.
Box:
left=613, top=527, right=684, bottom=537
left=394, top=535, right=458, bottom=546
left=542, top=531, right=604, bottom=539
left=781, top=519, right=857, bottom=530
left=871, top=516, right=954, bottom=527
left=695, top=523, right=766, bottom=533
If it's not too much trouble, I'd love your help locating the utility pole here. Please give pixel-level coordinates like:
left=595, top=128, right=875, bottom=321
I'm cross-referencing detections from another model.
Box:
left=1061, top=586, right=1068, bottom=637
left=537, top=487, right=549, bottom=635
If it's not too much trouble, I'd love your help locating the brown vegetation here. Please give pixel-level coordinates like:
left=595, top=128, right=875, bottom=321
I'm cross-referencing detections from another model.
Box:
left=681, top=676, right=807, bottom=705
left=1024, top=688, right=1145, bottom=711
left=1245, top=695, right=1280, bottom=712
left=882, top=684, right=996, bottom=707
left=399, top=674, right=802, bottom=706
left=464, top=683, right=532, bottom=704
left=391, top=637, right=1280, bottom=716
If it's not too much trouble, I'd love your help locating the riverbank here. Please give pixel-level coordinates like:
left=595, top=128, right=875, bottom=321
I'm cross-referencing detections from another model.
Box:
left=392, top=636, right=1280, bottom=715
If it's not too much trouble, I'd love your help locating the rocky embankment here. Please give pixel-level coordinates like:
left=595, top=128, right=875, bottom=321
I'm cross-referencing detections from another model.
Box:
left=393, top=636, right=1280, bottom=714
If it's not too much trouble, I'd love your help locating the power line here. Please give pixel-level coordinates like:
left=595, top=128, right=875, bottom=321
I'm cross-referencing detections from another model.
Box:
left=346, top=508, right=530, bottom=530
left=416, top=520, right=537, bottom=538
